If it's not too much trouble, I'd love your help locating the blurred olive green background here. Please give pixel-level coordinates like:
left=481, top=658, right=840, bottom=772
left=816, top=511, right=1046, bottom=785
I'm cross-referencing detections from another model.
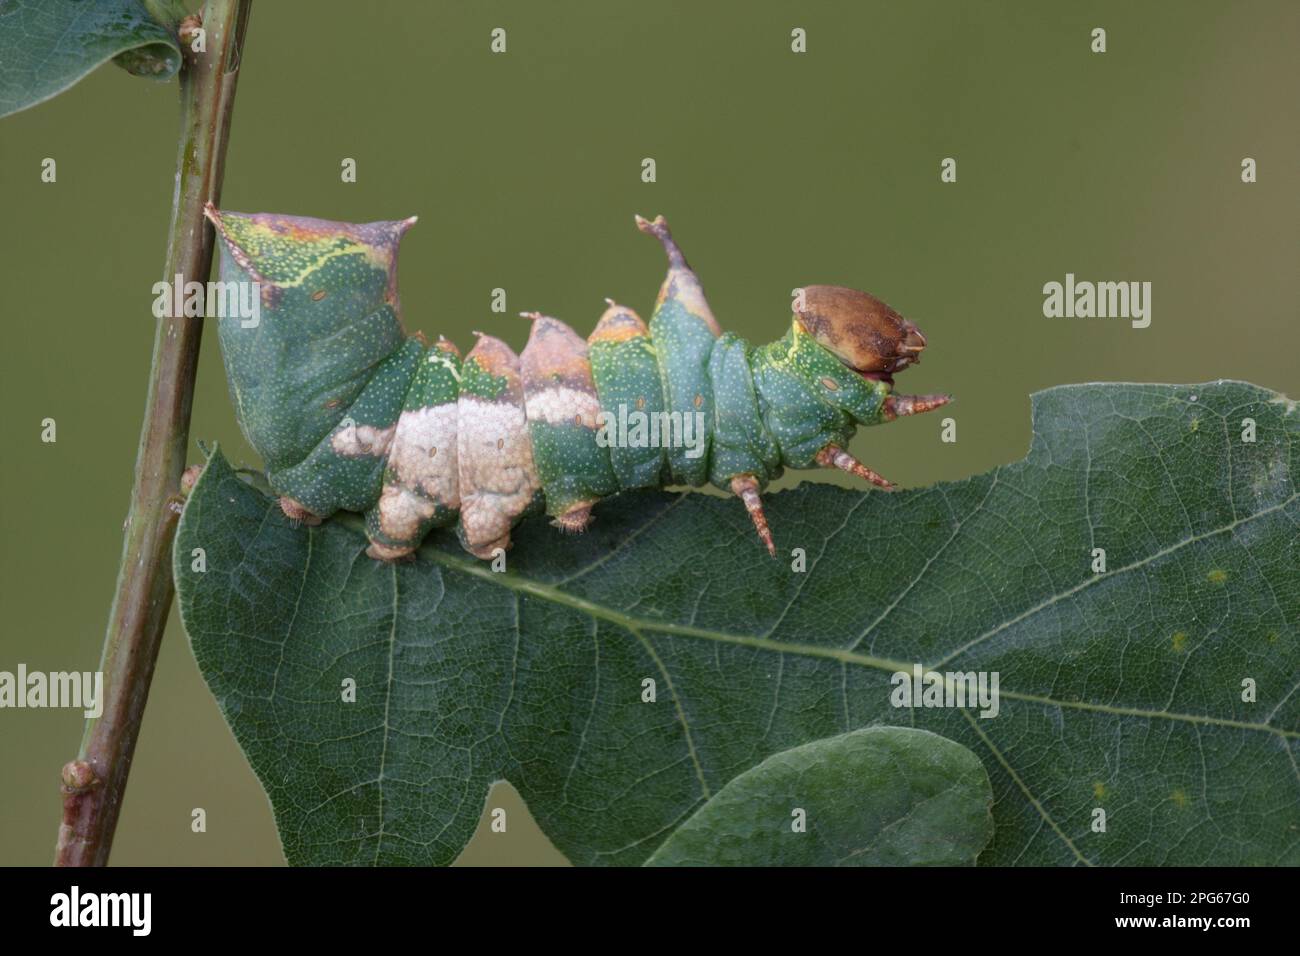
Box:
left=1, top=0, right=1296, bottom=866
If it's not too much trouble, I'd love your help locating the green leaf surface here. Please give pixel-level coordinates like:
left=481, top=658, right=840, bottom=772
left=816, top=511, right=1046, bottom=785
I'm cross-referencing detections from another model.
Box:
left=175, top=381, right=1300, bottom=866
left=0, top=0, right=180, bottom=119
left=643, top=727, right=993, bottom=866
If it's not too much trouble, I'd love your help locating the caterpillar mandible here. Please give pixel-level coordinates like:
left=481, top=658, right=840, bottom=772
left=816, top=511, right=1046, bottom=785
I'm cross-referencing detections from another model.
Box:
left=204, top=205, right=950, bottom=561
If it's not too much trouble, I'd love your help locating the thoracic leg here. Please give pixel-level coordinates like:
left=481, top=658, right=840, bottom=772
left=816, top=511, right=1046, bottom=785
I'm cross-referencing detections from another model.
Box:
left=883, top=393, right=950, bottom=420
left=730, top=474, right=776, bottom=557
left=815, top=444, right=894, bottom=490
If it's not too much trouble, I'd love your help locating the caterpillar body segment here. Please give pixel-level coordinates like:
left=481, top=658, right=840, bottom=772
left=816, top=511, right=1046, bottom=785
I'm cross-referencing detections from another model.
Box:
left=636, top=214, right=721, bottom=487
left=519, top=312, right=618, bottom=533
left=586, top=300, right=668, bottom=491
left=206, top=205, right=949, bottom=560
left=453, top=333, right=544, bottom=558
left=362, top=337, right=463, bottom=559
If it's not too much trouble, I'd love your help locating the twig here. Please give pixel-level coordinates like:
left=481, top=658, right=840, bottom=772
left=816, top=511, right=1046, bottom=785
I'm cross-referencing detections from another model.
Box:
left=54, top=0, right=254, bottom=867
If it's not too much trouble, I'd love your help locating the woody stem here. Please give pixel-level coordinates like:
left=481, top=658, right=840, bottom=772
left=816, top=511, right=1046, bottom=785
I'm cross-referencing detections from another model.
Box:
left=53, top=0, right=254, bottom=867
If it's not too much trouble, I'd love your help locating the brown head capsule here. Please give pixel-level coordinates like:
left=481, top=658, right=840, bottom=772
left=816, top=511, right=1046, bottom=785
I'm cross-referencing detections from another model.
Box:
left=794, top=285, right=927, bottom=383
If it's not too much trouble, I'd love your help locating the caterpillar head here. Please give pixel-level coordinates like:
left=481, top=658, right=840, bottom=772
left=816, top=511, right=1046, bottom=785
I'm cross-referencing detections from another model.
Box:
left=793, top=285, right=927, bottom=385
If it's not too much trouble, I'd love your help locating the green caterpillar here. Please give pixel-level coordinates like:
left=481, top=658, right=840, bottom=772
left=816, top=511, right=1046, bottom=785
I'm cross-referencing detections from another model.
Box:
left=205, top=206, right=949, bottom=560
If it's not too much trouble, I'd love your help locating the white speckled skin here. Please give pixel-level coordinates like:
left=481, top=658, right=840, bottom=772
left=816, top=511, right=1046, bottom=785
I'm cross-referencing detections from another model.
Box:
left=524, top=385, right=602, bottom=429
left=374, top=403, right=460, bottom=542
left=330, top=423, right=396, bottom=459
left=455, top=396, right=541, bottom=558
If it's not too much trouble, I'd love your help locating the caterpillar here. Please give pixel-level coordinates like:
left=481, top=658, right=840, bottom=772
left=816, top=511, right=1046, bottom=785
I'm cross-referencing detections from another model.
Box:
left=204, top=205, right=950, bottom=561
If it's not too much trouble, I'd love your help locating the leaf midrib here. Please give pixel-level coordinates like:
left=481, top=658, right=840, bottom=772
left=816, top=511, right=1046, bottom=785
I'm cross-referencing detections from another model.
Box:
left=321, top=501, right=1300, bottom=742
